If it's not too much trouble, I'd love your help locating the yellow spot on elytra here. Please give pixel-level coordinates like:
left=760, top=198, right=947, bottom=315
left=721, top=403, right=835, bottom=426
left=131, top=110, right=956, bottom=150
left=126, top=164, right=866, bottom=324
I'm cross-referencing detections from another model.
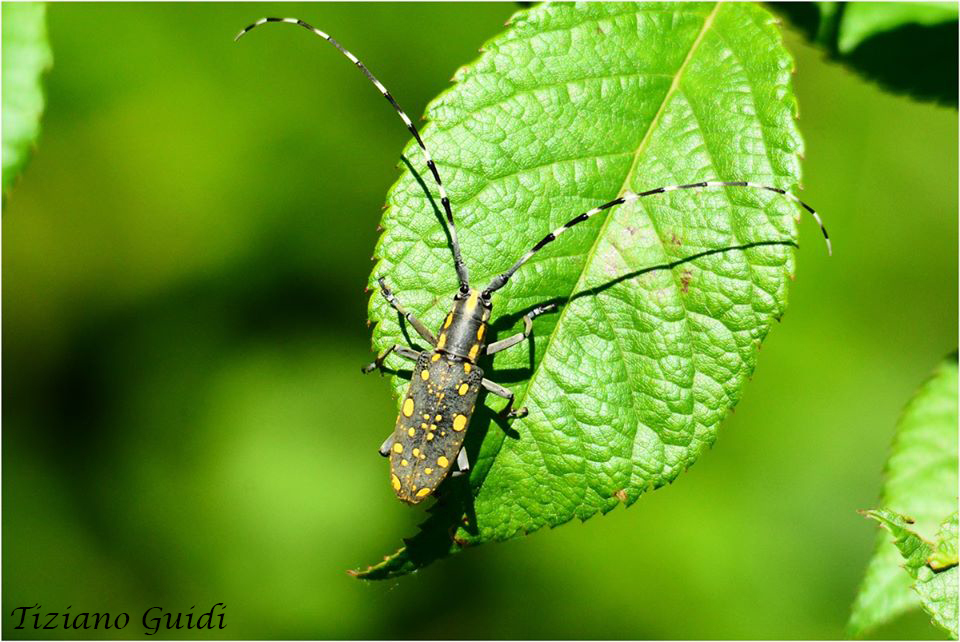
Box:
left=458, top=383, right=469, bottom=395
left=468, top=344, right=480, bottom=360
left=429, top=424, right=436, bottom=431
left=444, top=314, right=453, bottom=329
left=437, top=333, right=447, bottom=349
left=477, top=325, right=485, bottom=340
left=423, top=414, right=430, bottom=420
left=427, top=433, right=435, bottom=441
left=453, top=414, right=467, bottom=432
left=416, top=487, right=431, bottom=498
left=435, top=414, right=442, bottom=421
left=412, top=448, right=421, bottom=457
left=408, top=427, right=416, bottom=437
left=464, top=363, right=472, bottom=373
left=432, top=352, right=442, bottom=362
left=393, top=442, right=403, bottom=454
left=420, top=369, right=429, bottom=381
left=401, top=459, right=409, bottom=466
left=424, top=468, right=433, bottom=475
left=437, top=456, right=450, bottom=468
left=402, top=398, right=414, bottom=417
left=391, top=474, right=401, bottom=491
left=421, top=423, right=428, bottom=430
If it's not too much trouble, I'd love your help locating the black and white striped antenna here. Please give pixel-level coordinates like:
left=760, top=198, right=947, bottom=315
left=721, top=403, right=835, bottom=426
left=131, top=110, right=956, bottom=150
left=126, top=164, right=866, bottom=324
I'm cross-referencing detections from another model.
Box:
left=236, top=17, right=472, bottom=292
left=236, top=19, right=830, bottom=302
left=483, top=180, right=831, bottom=297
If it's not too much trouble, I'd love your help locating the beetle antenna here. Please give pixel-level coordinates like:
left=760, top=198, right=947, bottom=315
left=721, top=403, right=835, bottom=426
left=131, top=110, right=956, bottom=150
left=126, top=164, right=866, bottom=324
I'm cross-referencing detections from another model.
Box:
left=236, top=17, right=471, bottom=291
left=483, top=180, right=830, bottom=297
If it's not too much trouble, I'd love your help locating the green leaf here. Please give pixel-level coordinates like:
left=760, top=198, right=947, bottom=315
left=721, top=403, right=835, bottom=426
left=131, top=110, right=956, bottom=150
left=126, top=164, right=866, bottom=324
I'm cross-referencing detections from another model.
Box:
left=2, top=2, right=53, bottom=194
left=771, top=2, right=958, bottom=107
left=865, top=509, right=959, bottom=638
left=360, top=2, right=808, bottom=579
left=929, top=513, right=959, bottom=573
left=837, top=2, right=958, bottom=54
left=850, top=356, right=959, bottom=636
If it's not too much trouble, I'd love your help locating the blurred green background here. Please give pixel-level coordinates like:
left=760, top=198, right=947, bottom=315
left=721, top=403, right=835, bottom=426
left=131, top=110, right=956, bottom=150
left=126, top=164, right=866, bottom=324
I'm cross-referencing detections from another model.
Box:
left=3, top=3, right=957, bottom=639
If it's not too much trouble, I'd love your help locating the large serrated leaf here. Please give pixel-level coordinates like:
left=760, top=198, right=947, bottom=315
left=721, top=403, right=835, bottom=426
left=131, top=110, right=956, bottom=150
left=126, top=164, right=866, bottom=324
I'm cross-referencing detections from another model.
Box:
left=850, top=356, right=959, bottom=636
left=865, top=509, right=959, bottom=638
left=360, top=2, right=808, bottom=579
left=2, top=2, right=53, bottom=194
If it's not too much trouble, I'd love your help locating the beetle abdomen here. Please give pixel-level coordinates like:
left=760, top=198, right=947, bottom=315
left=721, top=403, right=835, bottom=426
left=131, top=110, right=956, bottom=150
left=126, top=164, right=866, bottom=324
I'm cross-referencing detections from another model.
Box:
left=389, top=351, right=483, bottom=503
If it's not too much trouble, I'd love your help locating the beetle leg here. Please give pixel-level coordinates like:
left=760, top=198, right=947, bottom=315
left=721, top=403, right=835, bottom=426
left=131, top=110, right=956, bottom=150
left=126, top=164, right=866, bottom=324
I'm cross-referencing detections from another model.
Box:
left=378, top=434, right=395, bottom=458
left=484, top=303, right=558, bottom=355
left=361, top=344, right=420, bottom=374
left=481, top=378, right=528, bottom=419
left=377, top=277, right=437, bottom=346
left=451, top=446, right=471, bottom=477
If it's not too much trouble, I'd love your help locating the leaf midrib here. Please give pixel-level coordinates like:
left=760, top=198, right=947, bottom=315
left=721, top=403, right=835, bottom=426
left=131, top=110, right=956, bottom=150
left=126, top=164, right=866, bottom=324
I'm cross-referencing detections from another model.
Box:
left=473, top=2, right=722, bottom=504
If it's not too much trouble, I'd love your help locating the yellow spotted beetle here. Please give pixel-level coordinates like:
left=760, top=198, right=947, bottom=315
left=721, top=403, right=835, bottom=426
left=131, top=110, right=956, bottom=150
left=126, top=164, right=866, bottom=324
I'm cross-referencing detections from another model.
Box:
left=364, top=280, right=556, bottom=503
left=236, top=17, right=831, bottom=505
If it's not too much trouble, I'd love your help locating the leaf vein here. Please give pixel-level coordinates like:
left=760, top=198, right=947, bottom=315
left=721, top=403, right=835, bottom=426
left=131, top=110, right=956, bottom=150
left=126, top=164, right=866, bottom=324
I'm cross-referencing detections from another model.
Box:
left=480, top=2, right=722, bottom=503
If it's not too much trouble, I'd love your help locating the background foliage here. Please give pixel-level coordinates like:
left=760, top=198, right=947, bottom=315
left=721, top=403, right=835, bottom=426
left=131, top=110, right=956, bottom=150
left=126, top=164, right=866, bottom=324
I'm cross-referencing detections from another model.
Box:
left=864, top=509, right=959, bottom=638
left=850, top=356, right=959, bottom=636
left=2, top=2, right=52, bottom=192
left=771, top=1, right=958, bottom=106
left=3, top=3, right=957, bottom=639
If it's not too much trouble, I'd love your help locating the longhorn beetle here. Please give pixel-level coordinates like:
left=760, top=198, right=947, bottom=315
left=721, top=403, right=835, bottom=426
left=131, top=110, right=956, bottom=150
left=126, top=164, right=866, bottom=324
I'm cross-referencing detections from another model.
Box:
left=236, top=17, right=831, bottom=505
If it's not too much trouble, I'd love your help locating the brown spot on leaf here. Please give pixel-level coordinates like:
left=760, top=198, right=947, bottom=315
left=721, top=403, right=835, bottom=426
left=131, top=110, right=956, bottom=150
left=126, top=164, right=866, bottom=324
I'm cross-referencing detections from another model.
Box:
left=614, top=488, right=628, bottom=502
left=680, top=270, right=692, bottom=293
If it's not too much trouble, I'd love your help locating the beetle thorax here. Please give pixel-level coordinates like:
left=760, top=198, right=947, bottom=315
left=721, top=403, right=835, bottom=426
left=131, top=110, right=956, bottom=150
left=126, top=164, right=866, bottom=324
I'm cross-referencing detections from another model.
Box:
left=435, top=289, right=491, bottom=363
